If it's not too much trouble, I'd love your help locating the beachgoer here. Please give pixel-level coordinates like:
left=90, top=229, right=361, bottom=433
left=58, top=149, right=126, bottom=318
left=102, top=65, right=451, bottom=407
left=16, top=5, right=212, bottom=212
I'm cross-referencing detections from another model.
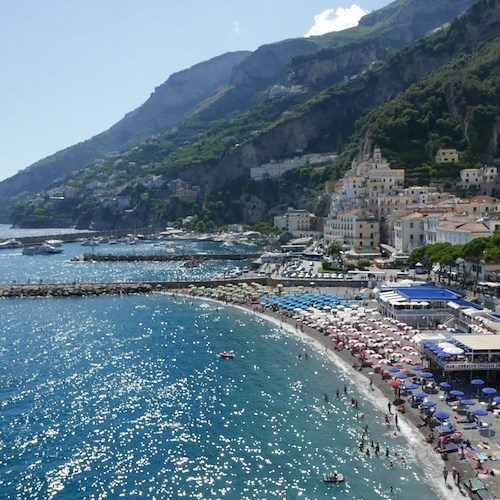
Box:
left=395, top=414, right=398, bottom=426
left=389, top=461, right=394, bottom=469
left=388, top=402, right=392, bottom=413
left=442, top=466, right=448, bottom=482
left=370, top=378, right=373, bottom=388
left=336, top=388, right=340, bottom=398
left=385, top=414, right=390, bottom=426
left=386, top=447, right=389, bottom=457
left=344, top=384, right=348, bottom=394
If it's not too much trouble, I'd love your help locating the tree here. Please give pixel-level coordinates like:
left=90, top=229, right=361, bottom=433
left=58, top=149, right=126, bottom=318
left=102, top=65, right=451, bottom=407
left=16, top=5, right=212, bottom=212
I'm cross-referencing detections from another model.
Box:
left=462, top=238, right=489, bottom=287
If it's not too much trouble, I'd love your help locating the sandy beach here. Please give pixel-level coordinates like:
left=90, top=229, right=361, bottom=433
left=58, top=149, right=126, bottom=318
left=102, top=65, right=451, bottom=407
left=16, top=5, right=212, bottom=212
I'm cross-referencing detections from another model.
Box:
left=171, top=284, right=500, bottom=500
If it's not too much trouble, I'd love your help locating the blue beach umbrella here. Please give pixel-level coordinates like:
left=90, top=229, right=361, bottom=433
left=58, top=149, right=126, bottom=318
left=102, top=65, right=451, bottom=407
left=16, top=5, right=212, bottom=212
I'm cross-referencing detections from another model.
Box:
left=421, top=372, right=434, bottom=379
left=388, top=367, right=400, bottom=373
left=422, top=401, right=437, bottom=407
left=414, top=392, right=427, bottom=399
left=460, top=399, right=476, bottom=406
left=395, top=373, right=409, bottom=380
left=493, top=396, right=500, bottom=404
left=482, top=387, right=497, bottom=396
left=439, top=382, right=452, bottom=389
left=404, top=383, right=419, bottom=390
left=450, top=390, right=464, bottom=397
left=473, top=408, right=488, bottom=416
left=412, top=365, right=425, bottom=371
left=471, top=379, right=485, bottom=386
left=434, top=411, right=450, bottom=420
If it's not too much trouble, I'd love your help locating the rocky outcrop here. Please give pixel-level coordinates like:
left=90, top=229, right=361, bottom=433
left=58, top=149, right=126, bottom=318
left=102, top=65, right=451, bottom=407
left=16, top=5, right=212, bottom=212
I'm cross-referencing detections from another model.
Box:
left=290, top=0, right=477, bottom=91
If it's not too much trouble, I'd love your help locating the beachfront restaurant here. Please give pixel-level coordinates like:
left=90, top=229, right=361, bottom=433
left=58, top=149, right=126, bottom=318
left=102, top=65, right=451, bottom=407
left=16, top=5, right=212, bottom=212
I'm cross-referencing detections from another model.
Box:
left=422, top=335, right=500, bottom=379
left=377, top=285, right=462, bottom=328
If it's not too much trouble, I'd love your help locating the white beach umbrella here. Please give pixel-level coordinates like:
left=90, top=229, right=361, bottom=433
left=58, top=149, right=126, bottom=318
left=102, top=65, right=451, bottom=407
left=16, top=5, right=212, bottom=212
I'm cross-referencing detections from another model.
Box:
left=443, top=346, right=464, bottom=355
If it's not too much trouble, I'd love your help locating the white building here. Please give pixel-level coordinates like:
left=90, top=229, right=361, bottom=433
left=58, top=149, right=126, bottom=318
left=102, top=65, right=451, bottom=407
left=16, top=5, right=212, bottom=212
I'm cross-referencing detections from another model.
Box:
left=392, top=213, right=425, bottom=253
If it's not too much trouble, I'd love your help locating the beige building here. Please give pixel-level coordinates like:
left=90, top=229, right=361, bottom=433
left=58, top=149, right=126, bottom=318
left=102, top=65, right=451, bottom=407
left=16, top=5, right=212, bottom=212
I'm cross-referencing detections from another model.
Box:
left=435, top=148, right=459, bottom=163
left=274, top=207, right=316, bottom=233
left=325, top=209, right=380, bottom=251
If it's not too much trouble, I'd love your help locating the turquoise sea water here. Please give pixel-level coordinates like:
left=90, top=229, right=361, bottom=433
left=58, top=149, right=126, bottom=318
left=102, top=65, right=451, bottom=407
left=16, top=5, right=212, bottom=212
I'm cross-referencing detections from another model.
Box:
left=0, top=229, right=451, bottom=499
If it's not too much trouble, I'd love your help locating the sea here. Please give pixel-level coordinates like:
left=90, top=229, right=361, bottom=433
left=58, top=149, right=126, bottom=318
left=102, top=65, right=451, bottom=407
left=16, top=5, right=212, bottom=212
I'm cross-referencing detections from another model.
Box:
left=0, top=226, right=457, bottom=499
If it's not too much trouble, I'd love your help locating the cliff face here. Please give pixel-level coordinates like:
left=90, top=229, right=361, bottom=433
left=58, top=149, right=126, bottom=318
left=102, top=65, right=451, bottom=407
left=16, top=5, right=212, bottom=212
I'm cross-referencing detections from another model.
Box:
left=193, top=0, right=500, bottom=192
left=290, top=0, right=477, bottom=91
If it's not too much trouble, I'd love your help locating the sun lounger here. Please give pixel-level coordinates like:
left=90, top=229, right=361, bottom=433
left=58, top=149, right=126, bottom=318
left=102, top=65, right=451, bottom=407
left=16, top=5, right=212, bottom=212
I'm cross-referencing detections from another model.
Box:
left=436, top=443, right=458, bottom=454
left=463, top=477, right=495, bottom=499
left=462, top=422, right=478, bottom=429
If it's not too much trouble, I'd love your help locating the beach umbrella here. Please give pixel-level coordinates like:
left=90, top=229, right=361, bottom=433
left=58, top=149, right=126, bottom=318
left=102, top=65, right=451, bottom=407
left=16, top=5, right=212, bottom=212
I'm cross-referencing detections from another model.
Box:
left=460, top=400, right=476, bottom=406
left=414, top=392, right=427, bottom=399
left=471, top=379, right=485, bottom=386
left=404, top=383, right=419, bottom=390
left=439, top=382, right=452, bottom=389
left=422, top=401, right=437, bottom=407
left=388, top=367, right=400, bottom=373
left=412, top=365, right=425, bottom=371
left=434, top=411, right=450, bottom=420
left=421, top=372, right=434, bottom=379
left=395, top=373, right=409, bottom=380
left=472, top=408, right=488, bottom=416
left=387, top=379, right=401, bottom=388
left=443, top=346, right=464, bottom=355
left=450, top=390, right=464, bottom=397
left=482, top=387, right=497, bottom=396
left=493, top=396, right=500, bottom=404
left=438, top=352, right=451, bottom=358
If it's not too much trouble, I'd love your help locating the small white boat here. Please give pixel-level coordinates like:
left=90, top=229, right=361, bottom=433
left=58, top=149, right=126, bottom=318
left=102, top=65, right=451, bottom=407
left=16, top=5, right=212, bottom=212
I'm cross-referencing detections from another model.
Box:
left=0, top=238, right=23, bottom=249
left=323, top=472, right=344, bottom=483
left=23, top=243, right=63, bottom=255
left=45, top=239, right=63, bottom=247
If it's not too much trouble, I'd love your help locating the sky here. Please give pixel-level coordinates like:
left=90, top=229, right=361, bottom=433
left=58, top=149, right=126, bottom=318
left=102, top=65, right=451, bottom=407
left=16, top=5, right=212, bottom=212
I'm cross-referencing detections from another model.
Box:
left=0, top=0, right=391, bottom=182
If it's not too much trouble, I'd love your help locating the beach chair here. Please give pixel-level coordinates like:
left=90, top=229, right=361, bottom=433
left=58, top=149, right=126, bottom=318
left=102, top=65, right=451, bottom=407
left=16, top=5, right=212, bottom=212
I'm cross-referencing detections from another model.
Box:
left=436, top=442, right=458, bottom=454
left=463, top=478, right=494, bottom=499
left=462, top=422, right=478, bottom=430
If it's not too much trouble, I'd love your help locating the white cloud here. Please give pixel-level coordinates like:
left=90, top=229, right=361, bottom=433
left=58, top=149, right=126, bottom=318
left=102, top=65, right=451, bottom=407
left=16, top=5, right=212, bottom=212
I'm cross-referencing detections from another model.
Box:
left=232, top=21, right=240, bottom=35
left=304, top=4, right=368, bottom=37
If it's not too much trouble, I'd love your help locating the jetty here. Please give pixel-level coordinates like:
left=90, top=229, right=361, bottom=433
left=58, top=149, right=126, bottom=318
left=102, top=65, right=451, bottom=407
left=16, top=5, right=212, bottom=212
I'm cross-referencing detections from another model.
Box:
left=73, top=252, right=260, bottom=262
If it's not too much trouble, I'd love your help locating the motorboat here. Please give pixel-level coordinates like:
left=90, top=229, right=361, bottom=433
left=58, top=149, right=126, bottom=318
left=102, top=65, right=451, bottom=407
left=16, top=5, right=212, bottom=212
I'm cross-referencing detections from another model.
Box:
left=219, top=351, right=235, bottom=359
left=323, top=472, right=344, bottom=483
left=0, top=238, right=23, bottom=249
left=45, top=239, right=63, bottom=247
left=22, top=243, right=63, bottom=255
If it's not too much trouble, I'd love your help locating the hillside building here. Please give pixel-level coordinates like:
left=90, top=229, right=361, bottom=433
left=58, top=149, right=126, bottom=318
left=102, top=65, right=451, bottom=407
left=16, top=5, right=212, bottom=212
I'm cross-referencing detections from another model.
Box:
left=435, top=148, right=459, bottom=163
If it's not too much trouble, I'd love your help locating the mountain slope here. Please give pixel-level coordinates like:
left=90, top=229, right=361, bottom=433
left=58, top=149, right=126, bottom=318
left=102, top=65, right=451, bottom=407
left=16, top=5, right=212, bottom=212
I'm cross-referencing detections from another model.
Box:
left=0, top=0, right=477, bottom=219
left=0, top=51, right=249, bottom=207
left=176, top=0, right=500, bottom=194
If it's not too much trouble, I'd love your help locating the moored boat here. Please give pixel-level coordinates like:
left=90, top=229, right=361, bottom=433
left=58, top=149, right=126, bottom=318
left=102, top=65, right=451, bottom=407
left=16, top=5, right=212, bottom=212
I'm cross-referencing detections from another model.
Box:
left=22, top=243, right=63, bottom=255
left=219, top=351, right=235, bottom=359
left=0, top=238, right=23, bottom=249
left=323, top=472, right=344, bottom=483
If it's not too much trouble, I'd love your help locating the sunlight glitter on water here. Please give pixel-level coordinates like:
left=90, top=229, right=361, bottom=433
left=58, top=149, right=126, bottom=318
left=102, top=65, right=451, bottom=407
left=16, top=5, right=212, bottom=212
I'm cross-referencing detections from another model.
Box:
left=0, top=295, right=446, bottom=499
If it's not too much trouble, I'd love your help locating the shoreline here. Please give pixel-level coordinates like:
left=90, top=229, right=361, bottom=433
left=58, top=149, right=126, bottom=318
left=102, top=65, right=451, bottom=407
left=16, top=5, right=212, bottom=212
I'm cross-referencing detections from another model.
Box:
left=168, top=288, right=474, bottom=500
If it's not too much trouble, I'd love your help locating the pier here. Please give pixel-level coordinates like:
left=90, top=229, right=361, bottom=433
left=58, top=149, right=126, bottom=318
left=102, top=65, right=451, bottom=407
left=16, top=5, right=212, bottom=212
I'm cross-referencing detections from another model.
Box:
left=73, top=252, right=261, bottom=262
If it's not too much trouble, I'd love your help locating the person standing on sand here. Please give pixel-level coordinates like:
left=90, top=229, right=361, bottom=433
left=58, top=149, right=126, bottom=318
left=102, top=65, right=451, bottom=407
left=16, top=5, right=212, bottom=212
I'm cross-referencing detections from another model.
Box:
left=442, top=466, right=449, bottom=483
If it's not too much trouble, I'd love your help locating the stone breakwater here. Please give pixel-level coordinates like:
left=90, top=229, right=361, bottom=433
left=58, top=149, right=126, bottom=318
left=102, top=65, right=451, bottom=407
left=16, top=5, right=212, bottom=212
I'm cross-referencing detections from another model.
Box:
left=73, top=253, right=260, bottom=262
left=0, top=282, right=153, bottom=298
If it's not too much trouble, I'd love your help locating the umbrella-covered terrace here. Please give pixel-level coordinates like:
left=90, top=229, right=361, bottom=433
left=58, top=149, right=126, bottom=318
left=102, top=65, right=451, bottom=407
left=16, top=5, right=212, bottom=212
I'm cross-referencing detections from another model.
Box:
left=376, top=285, right=462, bottom=327
left=422, top=335, right=500, bottom=376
